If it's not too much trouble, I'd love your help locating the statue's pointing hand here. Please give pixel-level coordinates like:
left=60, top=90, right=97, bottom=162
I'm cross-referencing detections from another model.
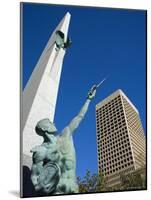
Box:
left=87, top=85, right=97, bottom=100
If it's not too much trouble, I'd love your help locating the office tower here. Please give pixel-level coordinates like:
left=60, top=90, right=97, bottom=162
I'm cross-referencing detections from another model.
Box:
left=96, top=89, right=146, bottom=187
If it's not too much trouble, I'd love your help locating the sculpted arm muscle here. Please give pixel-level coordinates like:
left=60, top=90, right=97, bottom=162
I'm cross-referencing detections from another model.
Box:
left=61, top=99, right=91, bottom=137
left=60, top=86, right=96, bottom=137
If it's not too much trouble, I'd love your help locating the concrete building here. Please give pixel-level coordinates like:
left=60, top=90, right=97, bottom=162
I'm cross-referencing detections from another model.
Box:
left=95, top=89, right=146, bottom=187
left=21, top=12, right=71, bottom=169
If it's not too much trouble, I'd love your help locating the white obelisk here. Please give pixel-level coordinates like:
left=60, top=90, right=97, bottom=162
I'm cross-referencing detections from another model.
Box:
left=21, top=12, right=71, bottom=168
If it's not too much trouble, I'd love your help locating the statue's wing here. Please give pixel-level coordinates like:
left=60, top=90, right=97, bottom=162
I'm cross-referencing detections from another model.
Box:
left=64, top=37, right=72, bottom=49
left=55, top=30, right=65, bottom=47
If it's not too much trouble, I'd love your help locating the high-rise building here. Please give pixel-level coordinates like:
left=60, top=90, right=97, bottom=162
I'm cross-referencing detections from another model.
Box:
left=95, top=89, right=146, bottom=187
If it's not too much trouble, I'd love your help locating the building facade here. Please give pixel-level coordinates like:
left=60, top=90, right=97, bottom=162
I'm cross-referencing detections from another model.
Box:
left=96, top=89, right=146, bottom=187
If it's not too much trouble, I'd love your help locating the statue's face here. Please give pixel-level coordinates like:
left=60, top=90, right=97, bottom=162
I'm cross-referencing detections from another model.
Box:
left=35, top=118, right=57, bottom=136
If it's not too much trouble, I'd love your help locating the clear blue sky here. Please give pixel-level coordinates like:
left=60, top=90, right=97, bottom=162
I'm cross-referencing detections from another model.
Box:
left=22, top=3, right=146, bottom=178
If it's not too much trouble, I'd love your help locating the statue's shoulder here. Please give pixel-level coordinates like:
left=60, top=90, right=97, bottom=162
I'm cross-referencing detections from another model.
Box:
left=59, top=126, right=71, bottom=139
left=31, top=144, right=47, bottom=154
left=31, top=144, right=47, bottom=163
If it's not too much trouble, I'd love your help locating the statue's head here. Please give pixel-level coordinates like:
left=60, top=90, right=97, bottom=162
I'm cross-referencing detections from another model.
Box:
left=35, top=118, right=57, bottom=136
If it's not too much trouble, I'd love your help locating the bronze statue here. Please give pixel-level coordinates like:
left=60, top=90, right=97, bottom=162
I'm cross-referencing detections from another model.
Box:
left=30, top=86, right=96, bottom=194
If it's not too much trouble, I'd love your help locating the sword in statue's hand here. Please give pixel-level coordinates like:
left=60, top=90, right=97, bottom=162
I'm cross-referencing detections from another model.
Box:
left=96, top=77, right=107, bottom=88
left=88, top=77, right=107, bottom=100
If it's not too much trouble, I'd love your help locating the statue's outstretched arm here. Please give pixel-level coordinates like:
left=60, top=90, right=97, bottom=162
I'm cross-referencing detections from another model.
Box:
left=61, top=85, right=96, bottom=137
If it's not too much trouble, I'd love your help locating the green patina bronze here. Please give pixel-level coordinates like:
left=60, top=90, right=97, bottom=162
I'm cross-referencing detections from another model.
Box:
left=30, top=86, right=96, bottom=194
left=55, top=30, right=72, bottom=50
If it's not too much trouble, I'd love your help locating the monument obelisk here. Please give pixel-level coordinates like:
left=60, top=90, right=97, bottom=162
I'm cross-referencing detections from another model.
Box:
left=21, top=12, right=71, bottom=168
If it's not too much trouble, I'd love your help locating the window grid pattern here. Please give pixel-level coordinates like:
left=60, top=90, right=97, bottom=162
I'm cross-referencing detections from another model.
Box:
left=96, top=94, right=134, bottom=177
left=122, top=96, right=146, bottom=169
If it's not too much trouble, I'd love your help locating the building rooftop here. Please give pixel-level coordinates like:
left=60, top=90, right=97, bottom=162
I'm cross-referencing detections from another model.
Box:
left=96, top=89, right=138, bottom=114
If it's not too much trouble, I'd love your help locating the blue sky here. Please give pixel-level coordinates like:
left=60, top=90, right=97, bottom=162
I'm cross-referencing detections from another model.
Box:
left=22, top=3, right=146, bottom=178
